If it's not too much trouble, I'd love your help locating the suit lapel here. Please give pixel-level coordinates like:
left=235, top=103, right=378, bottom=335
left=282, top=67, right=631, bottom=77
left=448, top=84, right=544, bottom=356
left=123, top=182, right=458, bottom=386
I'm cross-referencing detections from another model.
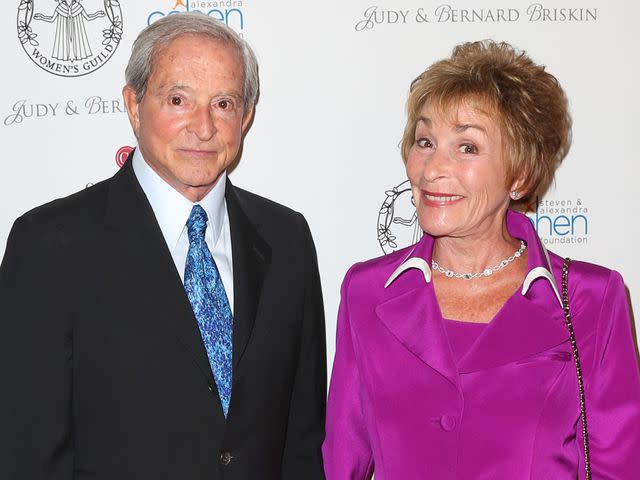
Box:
left=103, top=159, right=219, bottom=394
left=225, top=180, right=271, bottom=369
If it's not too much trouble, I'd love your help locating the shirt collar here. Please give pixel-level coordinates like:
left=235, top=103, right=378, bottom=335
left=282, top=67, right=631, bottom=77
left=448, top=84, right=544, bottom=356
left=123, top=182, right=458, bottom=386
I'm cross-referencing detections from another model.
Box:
left=132, top=148, right=227, bottom=250
left=384, top=209, right=562, bottom=307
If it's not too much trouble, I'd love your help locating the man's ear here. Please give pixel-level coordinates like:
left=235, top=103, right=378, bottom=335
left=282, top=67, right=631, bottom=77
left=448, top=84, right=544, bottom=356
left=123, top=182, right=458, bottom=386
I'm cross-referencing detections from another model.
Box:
left=241, top=105, right=254, bottom=133
left=122, top=85, right=141, bottom=138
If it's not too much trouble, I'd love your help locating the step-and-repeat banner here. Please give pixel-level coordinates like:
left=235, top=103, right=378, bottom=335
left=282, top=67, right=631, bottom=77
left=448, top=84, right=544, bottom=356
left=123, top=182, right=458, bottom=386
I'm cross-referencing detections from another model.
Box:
left=1, top=1, right=638, bottom=365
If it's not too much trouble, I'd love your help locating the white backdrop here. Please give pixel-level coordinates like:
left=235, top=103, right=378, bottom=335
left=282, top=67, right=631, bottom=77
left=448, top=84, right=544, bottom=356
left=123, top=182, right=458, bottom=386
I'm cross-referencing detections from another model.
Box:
left=1, top=0, right=639, bottom=370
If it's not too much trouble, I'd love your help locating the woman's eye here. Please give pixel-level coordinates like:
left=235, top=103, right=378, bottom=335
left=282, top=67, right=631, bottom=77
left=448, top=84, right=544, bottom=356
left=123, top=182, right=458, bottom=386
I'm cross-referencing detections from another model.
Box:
left=170, top=96, right=182, bottom=106
left=459, top=143, right=478, bottom=154
left=416, top=138, right=433, bottom=148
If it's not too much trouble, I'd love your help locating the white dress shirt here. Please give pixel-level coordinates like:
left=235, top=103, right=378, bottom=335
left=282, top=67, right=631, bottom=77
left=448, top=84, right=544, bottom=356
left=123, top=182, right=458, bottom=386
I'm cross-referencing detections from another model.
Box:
left=132, top=148, right=234, bottom=308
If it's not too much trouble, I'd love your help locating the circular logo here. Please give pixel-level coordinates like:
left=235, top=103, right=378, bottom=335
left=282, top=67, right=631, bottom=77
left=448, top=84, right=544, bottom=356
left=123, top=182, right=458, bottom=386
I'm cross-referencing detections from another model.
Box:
left=377, top=180, right=423, bottom=254
left=115, top=145, right=134, bottom=168
left=17, top=0, right=123, bottom=77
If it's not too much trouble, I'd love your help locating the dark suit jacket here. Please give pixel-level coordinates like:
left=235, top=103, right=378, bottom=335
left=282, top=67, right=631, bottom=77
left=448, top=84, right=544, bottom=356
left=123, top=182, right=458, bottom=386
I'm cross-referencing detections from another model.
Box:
left=0, top=158, right=326, bottom=480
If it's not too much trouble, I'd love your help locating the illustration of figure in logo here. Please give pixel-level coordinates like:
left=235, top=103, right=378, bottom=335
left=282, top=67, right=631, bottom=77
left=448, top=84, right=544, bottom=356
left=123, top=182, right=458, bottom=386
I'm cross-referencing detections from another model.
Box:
left=378, top=180, right=423, bottom=253
left=33, top=0, right=106, bottom=62
left=172, top=0, right=187, bottom=9
left=392, top=210, right=420, bottom=243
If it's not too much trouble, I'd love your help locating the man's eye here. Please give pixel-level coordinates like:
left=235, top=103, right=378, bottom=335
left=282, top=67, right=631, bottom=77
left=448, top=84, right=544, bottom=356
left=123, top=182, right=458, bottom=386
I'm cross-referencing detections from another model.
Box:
left=217, top=99, right=233, bottom=110
left=170, top=96, right=182, bottom=106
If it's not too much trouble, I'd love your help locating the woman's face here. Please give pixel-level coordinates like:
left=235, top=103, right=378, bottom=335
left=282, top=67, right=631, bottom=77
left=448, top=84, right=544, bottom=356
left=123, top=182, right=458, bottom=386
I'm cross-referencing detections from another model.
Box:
left=406, top=100, right=516, bottom=240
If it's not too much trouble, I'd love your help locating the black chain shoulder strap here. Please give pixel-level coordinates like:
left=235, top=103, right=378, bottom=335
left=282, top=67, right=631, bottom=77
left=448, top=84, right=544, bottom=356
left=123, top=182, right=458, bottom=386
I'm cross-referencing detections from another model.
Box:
left=561, top=258, right=592, bottom=479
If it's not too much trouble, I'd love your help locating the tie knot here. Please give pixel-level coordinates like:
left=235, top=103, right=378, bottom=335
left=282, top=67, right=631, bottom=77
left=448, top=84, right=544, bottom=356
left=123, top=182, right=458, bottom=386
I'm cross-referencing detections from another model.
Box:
left=187, top=205, right=208, bottom=244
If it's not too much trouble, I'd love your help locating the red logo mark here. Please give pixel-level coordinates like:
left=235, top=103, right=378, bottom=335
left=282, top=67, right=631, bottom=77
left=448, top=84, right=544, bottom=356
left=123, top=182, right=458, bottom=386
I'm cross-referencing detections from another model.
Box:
left=116, top=145, right=134, bottom=168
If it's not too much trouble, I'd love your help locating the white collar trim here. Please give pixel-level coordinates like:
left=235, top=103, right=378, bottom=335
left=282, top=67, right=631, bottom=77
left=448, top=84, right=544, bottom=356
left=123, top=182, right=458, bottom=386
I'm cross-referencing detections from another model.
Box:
left=384, top=242, right=562, bottom=308
left=384, top=255, right=431, bottom=288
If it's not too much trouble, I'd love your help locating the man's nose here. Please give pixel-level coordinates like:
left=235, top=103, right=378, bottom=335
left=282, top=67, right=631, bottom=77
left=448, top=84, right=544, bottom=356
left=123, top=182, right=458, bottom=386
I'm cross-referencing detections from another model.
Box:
left=187, top=105, right=216, bottom=141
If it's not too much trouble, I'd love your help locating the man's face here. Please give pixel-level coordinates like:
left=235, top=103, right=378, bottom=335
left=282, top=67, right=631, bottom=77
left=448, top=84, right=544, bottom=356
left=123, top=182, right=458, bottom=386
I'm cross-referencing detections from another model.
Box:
left=123, top=34, right=253, bottom=202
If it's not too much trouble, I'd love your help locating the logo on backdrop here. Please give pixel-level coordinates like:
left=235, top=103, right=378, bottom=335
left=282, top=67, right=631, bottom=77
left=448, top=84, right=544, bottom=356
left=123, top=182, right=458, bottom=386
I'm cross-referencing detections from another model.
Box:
left=355, top=4, right=598, bottom=31
left=116, top=145, right=134, bottom=168
left=378, top=180, right=423, bottom=254
left=377, top=182, right=590, bottom=254
left=525, top=197, right=590, bottom=246
left=16, top=0, right=123, bottom=77
left=147, top=0, right=246, bottom=35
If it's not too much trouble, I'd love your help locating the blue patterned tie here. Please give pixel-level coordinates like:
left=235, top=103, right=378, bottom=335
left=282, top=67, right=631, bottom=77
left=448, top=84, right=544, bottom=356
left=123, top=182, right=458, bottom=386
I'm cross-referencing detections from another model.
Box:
left=184, top=205, right=233, bottom=417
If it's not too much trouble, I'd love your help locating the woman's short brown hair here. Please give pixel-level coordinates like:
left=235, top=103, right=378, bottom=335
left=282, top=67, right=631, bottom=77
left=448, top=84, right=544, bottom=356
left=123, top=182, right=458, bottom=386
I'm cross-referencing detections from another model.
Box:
left=401, top=40, right=572, bottom=200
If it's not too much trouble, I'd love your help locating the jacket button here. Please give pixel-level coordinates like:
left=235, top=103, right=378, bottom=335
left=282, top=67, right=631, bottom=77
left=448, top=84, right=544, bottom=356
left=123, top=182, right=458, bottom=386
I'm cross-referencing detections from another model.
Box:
left=220, top=451, right=233, bottom=466
left=440, top=415, right=457, bottom=432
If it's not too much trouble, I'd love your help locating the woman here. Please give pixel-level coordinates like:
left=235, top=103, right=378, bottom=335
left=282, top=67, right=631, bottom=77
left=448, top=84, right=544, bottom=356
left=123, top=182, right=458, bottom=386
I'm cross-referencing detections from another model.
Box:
left=323, top=40, right=640, bottom=479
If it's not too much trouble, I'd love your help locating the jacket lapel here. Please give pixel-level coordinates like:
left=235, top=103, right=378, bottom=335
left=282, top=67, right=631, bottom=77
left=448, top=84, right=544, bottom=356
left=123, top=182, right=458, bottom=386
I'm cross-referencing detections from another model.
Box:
left=103, top=159, right=219, bottom=394
left=458, top=211, right=569, bottom=372
left=225, top=180, right=271, bottom=369
left=375, top=237, right=458, bottom=387
left=457, top=279, right=569, bottom=373
left=376, top=210, right=570, bottom=380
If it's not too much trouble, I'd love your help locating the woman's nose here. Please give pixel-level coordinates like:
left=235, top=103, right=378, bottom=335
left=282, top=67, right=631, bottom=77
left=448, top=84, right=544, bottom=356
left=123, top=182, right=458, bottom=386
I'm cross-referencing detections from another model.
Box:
left=422, top=147, right=451, bottom=182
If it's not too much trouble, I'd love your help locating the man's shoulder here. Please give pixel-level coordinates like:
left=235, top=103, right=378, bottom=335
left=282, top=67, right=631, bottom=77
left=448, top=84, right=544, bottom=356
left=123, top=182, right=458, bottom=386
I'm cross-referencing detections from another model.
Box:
left=13, top=175, right=113, bottom=237
left=229, top=183, right=306, bottom=231
left=231, top=184, right=299, bottom=217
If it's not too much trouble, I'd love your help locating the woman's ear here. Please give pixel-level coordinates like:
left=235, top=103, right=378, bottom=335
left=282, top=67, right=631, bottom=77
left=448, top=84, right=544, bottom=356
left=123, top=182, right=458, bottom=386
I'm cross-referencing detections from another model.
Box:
left=509, top=177, right=528, bottom=201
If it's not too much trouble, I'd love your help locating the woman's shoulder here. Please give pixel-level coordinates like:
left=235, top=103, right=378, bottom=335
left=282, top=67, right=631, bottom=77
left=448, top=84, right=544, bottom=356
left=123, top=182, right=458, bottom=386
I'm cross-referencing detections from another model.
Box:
left=546, top=250, right=627, bottom=332
left=341, top=243, right=419, bottom=296
left=547, top=249, right=623, bottom=292
left=349, top=243, right=417, bottom=276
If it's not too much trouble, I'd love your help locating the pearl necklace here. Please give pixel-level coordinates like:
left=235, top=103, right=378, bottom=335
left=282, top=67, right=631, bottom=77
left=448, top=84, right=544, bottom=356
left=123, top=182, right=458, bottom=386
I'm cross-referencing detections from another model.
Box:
left=431, top=240, right=527, bottom=280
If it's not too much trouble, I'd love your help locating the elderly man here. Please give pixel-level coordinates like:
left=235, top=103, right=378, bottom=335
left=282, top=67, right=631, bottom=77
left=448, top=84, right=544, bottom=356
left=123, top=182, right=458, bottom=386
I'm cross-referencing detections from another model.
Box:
left=0, top=13, right=326, bottom=480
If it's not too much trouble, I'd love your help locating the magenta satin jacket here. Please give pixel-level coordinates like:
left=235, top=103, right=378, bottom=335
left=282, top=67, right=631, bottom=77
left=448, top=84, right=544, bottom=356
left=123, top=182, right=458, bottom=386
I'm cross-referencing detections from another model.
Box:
left=323, top=210, right=640, bottom=479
